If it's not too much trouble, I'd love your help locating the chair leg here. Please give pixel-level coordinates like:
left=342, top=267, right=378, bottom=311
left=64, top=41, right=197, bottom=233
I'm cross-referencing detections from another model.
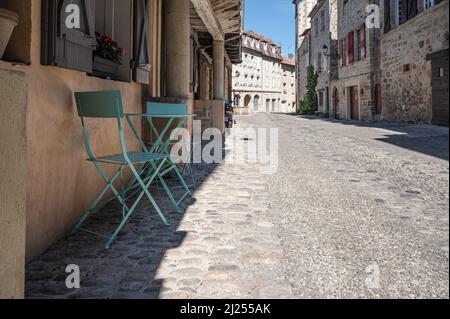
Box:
left=71, top=165, right=127, bottom=235
left=105, top=160, right=170, bottom=249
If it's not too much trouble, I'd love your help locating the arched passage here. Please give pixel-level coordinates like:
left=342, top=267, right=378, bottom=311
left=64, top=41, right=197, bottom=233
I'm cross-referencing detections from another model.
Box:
left=244, top=94, right=252, bottom=107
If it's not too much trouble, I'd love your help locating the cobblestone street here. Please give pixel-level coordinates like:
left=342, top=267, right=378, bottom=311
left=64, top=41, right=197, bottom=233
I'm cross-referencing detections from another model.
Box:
left=26, top=114, right=449, bottom=299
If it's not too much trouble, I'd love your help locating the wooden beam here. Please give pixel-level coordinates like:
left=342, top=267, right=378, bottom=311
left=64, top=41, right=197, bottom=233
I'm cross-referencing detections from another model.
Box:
left=191, top=0, right=224, bottom=41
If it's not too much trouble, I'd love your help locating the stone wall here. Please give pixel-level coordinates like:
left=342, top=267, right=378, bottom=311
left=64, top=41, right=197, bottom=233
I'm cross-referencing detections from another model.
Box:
left=0, top=68, right=27, bottom=299
left=337, top=0, right=376, bottom=121
left=380, top=1, right=449, bottom=123
left=310, top=0, right=338, bottom=113
left=298, top=35, right=311, bottom=102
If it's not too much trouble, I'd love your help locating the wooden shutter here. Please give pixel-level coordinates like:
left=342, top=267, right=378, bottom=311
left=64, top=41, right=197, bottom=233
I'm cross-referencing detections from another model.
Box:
left=406, top=0, right=418, bottom=20
left=41, top=0, right=96, bottom=73
left=360, top=25, right=366, bottom=59
left=133, top=0, right=151, bottom=84
left=347, top=31, right=354, bottom=64
left=384, top=0, right=391, bottom=33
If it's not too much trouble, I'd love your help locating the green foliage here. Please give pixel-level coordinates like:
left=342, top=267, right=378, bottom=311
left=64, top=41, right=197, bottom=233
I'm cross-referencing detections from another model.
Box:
left=299, top=100, right=311, bottom=115
left=305, top=65, right=319, bottom=113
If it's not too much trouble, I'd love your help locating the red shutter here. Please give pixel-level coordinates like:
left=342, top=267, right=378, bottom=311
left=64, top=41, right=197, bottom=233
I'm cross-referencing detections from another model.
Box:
left=360, top=25, right=366, bottom=59
left=347, top=31, right=354, bottom=64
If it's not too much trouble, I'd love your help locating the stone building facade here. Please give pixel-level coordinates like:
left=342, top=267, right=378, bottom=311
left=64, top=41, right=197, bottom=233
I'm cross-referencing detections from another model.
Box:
left=334, top=0, right=380, bottom=121
left=298, top=28, right=312, bottom=102
left=0, top=0, right=243, bottom=298
left=295, top=0, right=449, bottom=124
left=309, top=0, right=338, bottom=114
left=380, top=0, right=449, bottom=124
left=232, top=31, right=296, bottom=114
left=281, top=57, right=297, bottom=113
left=294, top=0, right=318, bottom=107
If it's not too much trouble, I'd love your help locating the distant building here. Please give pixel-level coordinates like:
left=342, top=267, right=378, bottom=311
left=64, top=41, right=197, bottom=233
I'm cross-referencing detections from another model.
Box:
left=293, top=0, right=319, bottom=107
left=308, top=0, right=338, bottom=115
left=232, top=31, right=296, bottom=114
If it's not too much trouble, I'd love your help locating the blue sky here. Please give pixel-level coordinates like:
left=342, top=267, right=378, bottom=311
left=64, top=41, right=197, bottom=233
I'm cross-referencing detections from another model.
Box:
left=244, top=0, right=296, bottom=56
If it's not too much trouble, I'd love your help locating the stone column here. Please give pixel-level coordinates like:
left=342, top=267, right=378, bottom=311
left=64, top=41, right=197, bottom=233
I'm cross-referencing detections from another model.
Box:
left=165, top=0, right=190, bottom=98
left=213, top=40, right=225, bottom=100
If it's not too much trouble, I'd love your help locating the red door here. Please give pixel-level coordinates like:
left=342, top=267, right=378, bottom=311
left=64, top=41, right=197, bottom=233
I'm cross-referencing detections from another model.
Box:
left=350, top=86, right=359, bottom=120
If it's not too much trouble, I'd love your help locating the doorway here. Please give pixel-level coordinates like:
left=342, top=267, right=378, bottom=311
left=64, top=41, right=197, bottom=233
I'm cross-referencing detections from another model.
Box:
left=333, top=87, right=339, bottom=118
left=427, top=49, right=449, bottom=126
left=349, top=86, right=359, bottom=120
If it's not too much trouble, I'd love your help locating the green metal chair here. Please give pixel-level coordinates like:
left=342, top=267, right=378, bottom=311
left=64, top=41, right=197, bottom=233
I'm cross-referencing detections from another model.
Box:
left=72, top=90, right=171, bottom=249
left=145, top=102, right=196, bottom=189
left=125, top=102, right=195, bottom=208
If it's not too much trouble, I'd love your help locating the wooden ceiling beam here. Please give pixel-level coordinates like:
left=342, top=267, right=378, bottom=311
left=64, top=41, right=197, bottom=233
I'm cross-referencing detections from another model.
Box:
left=191, top=0, right=224, bottom=41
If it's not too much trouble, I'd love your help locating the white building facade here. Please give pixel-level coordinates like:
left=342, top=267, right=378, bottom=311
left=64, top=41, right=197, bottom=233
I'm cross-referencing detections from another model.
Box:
left=232, top=31, right=296, bottom=114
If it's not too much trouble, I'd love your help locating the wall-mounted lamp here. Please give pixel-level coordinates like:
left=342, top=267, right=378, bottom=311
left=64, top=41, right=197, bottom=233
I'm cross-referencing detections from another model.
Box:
left=322, top=45, right=339, bottom=57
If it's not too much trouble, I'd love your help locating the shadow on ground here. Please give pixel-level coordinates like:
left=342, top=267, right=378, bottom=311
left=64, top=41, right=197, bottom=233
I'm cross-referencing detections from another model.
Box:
left=25, top=142, right=228, bottom=299
left=290, top=114, right=449, bottom=161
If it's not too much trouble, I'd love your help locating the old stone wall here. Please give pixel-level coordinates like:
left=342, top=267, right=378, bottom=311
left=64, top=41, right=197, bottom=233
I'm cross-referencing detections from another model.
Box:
left=337, top=0, right=375, bottom=121
left=380, top=1, right=449, bottom=123
left=310, top=0, right=339, bottom=113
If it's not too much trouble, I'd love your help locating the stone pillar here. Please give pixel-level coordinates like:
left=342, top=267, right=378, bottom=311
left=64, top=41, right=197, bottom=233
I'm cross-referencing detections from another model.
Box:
left=213, top=40, right=225, bottom=100
left=165, top=0, right=190, bottom=98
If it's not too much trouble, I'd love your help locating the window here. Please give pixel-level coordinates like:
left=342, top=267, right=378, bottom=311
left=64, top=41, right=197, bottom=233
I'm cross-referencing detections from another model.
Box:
left=320, top=10, right=326, bottom=30
left=41, top=0, right=148, bottom=83
left=396, top=0, right=418, bottom=26
left=355, top=29, right=361, bottom=61
left=42, top=0, right=96, bottom=73
left=360, top=25, right=366, bottom=59
left=315, top=18, right=319, bottom=36
left=317, top=52, right=322, bottom=72
left=424, top=0, right=435, bottom=10
left=347, top=31, right=355, bottom=64
left=234, top=95, right=241, bottom=106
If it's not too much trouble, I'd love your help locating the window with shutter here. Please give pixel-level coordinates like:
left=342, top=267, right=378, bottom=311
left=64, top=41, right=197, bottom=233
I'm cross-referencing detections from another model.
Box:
left=94, top=0, right=132, bottom=82
left=406, top=0, right=418, bottom=19
left=355, top=30, right=361, bottom=62
left=338, top=39, right=343, bottom=67
left=133, top=0, right=151, bottom=84
left=360, top=25, right=366, bottom=59
left=41, top=0, right=96, bottom=73
left=384, top=0, right=391, bottom=32
left=347, top=31, right=354, bottom=64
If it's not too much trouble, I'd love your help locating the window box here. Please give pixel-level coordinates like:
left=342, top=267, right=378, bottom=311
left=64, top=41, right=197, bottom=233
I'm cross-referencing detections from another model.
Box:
left=92, top=55, right=120, bottom=80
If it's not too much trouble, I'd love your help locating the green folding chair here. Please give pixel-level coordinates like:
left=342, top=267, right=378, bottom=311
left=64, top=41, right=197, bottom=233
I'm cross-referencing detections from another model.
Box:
left=72, top=90, right=171, bottom=249
left=125, top=102, right=195, bottom=208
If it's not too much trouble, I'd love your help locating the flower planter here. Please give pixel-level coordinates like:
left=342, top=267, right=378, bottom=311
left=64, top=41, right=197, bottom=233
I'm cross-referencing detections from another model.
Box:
left=0, top=9, right=19, bottom=59
left=92, top=55, right=120, bottom=79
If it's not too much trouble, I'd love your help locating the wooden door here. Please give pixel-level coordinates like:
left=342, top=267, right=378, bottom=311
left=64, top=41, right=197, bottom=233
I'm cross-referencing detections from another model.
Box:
left=333, top=87, right=339, bottom=118
left=428, top=49, right=449, bottom=126
left=350, top=86, right=359, bottom=120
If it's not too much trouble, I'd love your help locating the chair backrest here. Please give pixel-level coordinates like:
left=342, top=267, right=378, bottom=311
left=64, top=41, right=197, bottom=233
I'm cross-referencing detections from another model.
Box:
left=75, top=90, right=124, bottom=118
left=146, top=102, right=188, bottom=116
